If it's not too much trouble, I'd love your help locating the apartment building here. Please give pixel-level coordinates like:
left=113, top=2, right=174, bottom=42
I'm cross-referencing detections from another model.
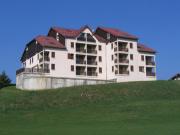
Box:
left=16, top=25, right=156, bottom=90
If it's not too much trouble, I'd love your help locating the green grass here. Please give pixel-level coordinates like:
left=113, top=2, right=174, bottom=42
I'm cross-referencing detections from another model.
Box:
left=0, top=81, right=180, bottom=135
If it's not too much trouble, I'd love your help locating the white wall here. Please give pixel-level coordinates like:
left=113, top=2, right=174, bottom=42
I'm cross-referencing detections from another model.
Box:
left=19, top=28, right=156, bottom=82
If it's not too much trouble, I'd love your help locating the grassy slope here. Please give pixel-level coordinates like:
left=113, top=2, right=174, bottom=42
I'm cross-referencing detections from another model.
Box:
left=0, top=81, right=180, bottom=135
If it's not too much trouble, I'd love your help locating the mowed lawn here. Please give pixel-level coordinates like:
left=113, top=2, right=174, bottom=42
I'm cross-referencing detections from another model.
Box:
left=0, top=81, right=180, bottom=135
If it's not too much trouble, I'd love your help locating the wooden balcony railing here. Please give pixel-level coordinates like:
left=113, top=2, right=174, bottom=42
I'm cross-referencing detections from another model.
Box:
left=39, top=57, right=50, bottom=63
left=76, top=60, right=86, bottom=64
left=119, top=58, right=129, bottom=63
left=87, top=49, right=97, bottom=54
left=76, top=71, right=86, bottom=76
left=87, top=60, right=97, bottom=65
left=119, top=70, right=129, bottom=75
left=146, top=61, right=155, bottom=66
left=146, top=72, right=156, bottom=76
left=76, top=48, right=86, bottom=53
left=87, top=71, right=97, bottom=76
left=119, top=48, right=128, bottom=52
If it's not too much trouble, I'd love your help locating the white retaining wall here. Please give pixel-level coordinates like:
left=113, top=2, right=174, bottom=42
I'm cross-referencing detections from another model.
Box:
left=16, top=73, right=115, bottom=90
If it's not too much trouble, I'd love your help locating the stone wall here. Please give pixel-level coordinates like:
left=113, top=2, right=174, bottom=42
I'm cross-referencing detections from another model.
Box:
left=16, top=73, right=116, bottom=90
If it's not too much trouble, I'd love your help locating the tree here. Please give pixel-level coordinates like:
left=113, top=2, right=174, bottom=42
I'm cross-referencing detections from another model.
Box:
left=0, top=71, right=11, bottom=88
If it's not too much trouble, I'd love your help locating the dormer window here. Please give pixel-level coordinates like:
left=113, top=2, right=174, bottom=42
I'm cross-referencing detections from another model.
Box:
left=107, top=33, right=110, bottom=40
left=56, top=33, right=59, bottom=41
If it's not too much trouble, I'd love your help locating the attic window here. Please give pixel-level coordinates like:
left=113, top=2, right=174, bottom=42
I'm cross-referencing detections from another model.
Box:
left=107, top=33, right=110, bottom=40
left=56, top=33, right=59, bottom=41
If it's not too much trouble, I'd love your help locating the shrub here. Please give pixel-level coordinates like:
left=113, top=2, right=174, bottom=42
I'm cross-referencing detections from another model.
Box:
left=0, top=71, right=11, bottom=89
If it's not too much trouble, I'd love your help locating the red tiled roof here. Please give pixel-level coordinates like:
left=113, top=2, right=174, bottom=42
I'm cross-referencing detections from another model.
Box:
left=52, top=25, right=91, bottom=38
left=98, top=27, right=138, bottom=40
left=137, top=43, right=156, bottom=53
left=35, top=36, right=65, bottom=49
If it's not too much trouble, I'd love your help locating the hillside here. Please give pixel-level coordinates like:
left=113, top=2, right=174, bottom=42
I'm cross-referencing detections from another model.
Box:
left=0, top=81, right=180, bottom=135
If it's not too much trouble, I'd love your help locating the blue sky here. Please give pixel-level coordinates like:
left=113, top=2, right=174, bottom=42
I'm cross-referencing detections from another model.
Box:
left=0, top=0, right=179, bottom=82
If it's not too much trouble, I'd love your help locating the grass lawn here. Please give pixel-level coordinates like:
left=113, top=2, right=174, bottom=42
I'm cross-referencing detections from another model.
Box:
left=0, top=81, right=180, bottom=135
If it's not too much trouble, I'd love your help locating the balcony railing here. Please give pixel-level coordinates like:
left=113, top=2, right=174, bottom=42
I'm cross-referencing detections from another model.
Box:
left=39, top=57, right=50, bottom=63
left=87, top=49, right=97, bottom=54
left=76, top=48, right=86, bottom=53
left=87, top=71, right=97, bottom=76
left=119, top=48, right=128, bottom=52
left=87, top=60, right=97, bottom=65
left=76, top=60, right=86, bottom=64
left=119, top=58, right=129, bottom=64
left=146, top=61, right=155, bottom=66
left=16, top=68, right=50, bottom=75
left=76, top=71, right=86, bottom=76
left=146, top=72, right=156, bottom=76
left=119, top=70, right=129, bottom=75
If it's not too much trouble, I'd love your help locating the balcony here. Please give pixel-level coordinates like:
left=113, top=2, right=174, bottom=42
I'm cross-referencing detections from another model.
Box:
left=39, top=57, right=50, bottom=63
left=16, top=68, right=50, bottom=75
left=76, top=59, right=86, bottom=64
left=87, top=49, right=97, bottom=54
left=76, top=48, right=86, bottom=53
left=87, top=71, right=97, bottom=76
left=146, top=72, right=156, bottom=76
left=87, top=60, right=97, bottom=65
left=118, top=47, right=128, bottom=52
left=119, top=58, right=129, bottom=64
left=119, top=70, right=129, bottom=75
left=76, top=71, right=86, bottom=76
left=146, top=61, right=155, bottom=66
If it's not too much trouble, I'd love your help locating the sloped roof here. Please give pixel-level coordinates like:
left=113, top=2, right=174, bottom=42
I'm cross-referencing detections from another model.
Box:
left=93, top=34, right=108, bottom=43
left=137, top=43, right=156, bottom=53
left=51, top=25, right=92, bottom=38
left=35, top=36, right=65, bottom=49
left=98, top=27, right=138, bottom=40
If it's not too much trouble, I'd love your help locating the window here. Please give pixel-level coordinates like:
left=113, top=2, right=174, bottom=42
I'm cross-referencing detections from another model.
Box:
left=130, top=43, right=133, bottom=49
left=130, top=54, right=133, bottom=60
left=56, top=33, right=59, bottom=41
left=71, top=42, right=74, bottom=48
left=112, top=55, right=114, bottom=60
left=99, top=56, right=102, bottom=62
left=111, top=43, right=113, bottom=49
left=112, top=66, right=114, bottom=72
left=141, top=55, right=144, bottom=61
left=139, top=66, right=144, bottom=72
left=51, top=64, right=55, bottom=70
left=71, top=65, right=74, bottom=71
left=23, top=62, right=26, bottom=67
left=37, top=54, right=39, bottom=60
left=99, top=67, right=102, bottom=73
left=131, top=66, right=134, bottom=72
left=32, top=57, right=33, bottom=63
left=99, top=45, right=102, bottom=51
left=52, top=52, right=55, bottom=58
left=68, top=53, right=74, bottom=59
left=30, top=59, right=31, bottom=64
